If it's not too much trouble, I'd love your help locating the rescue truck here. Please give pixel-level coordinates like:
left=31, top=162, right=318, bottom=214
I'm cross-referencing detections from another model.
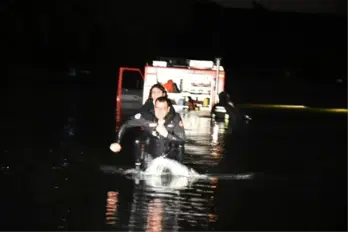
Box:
left=116, top=57, right=226, bottom=127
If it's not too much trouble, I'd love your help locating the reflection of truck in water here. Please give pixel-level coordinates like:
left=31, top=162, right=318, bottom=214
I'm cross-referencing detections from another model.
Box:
left=116, top=58, right=226, bottom=123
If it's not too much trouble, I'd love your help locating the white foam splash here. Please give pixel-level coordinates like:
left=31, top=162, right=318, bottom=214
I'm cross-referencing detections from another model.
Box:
left=101, top=157, right=255, bottom=190
left=140, top=157, right=201, bottom=190
left=144, top=156, right=199, bottom=177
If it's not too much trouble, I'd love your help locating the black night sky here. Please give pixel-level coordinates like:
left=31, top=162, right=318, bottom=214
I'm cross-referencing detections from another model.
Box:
left=4, top=0, right=346, bottom=73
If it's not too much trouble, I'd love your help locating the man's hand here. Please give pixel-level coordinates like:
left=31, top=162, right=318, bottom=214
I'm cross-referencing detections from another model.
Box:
left=110, top=143, right=122, bottom=153
left=157, top=119, right=165, bottom=126
left=156, top=125, right=168, bottom=137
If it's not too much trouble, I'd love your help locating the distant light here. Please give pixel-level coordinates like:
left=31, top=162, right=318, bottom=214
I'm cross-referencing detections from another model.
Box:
left=212, top=65, right=224, bottom=71
left=239, top=104, right=348, bottom=114
left=314, top=108, right=348, bottom=113
left=152, top=61, right=167, bottom=67
left=189, top=60, right=214, bottom=69
left=240, top=104, right=306, bottom=109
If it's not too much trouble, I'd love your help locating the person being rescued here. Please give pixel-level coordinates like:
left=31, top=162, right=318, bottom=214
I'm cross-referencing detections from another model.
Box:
left=110, top=96, right=185, bottom=170
left=140, top=83, right=176, bottom=115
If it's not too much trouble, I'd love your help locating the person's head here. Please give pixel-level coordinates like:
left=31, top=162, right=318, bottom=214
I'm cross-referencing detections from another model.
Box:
left=218, top=91, right=230, bottom=105
left=154, top=96, right=172, bottom=120
left=148, top=84, right=167, bottom=103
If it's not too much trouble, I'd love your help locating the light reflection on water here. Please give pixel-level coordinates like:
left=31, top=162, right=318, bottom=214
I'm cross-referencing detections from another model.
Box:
left=183, top=113, right=227, bottom=167
left=105, top=177, right=219, bottom=231
left=3, top=87, right=346, bottom=231
left=1, top=109, right=236, bottom=231
left=105, top=191, right=120, bottom=226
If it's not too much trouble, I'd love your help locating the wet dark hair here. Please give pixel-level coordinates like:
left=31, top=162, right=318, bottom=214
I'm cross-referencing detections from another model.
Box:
left=148, top=83, right=168, bottom=99
left=155, top=96, right=172, bottom=107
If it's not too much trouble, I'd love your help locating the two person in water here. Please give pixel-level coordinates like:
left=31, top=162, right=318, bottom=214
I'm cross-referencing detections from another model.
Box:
left=110, top=84, right=185, bottom=170
left=110, top=83, right=248, bottom=171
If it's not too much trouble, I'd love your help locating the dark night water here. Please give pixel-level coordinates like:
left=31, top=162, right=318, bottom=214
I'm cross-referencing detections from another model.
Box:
left=1, top=85, right=347, bottom=231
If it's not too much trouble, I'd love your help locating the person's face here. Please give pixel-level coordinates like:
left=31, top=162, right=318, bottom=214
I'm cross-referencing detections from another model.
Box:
left=151, top=87, right=165, bottom=102
left=154, top=101, right=169, bottom=120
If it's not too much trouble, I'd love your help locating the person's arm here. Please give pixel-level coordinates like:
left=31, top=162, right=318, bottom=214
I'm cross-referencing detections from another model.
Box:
left=224, top=104, right=235, bottom=116
left=111, top=114, right=153, bottom=153
left=115, top=114, right=152, bottom=143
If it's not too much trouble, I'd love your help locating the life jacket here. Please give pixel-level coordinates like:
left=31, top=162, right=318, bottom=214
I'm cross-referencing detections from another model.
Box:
left=163, top=80, right=175, bottom=93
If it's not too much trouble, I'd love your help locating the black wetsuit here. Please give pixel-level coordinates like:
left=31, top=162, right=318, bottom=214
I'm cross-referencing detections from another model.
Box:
left=115, top=109, right=185, bottom=163
left=212, top=92, right=245, bottom=131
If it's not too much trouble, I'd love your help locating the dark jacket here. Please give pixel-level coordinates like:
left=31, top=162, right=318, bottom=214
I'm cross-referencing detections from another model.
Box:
left=115, top=109, right=185, bottom=159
